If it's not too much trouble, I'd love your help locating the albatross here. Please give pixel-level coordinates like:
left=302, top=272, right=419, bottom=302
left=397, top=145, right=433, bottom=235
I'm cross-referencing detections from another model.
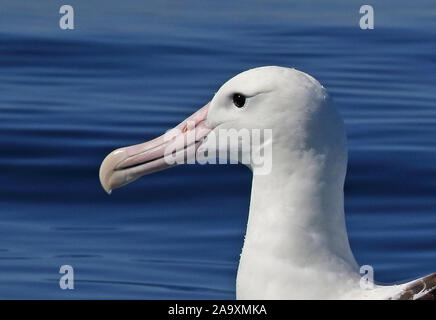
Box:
left=99, top=66, right=435, bottom=299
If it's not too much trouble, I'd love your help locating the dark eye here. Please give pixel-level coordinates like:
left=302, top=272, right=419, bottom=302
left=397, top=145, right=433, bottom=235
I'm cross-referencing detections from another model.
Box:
left=232, top=93, right=246, bottom=108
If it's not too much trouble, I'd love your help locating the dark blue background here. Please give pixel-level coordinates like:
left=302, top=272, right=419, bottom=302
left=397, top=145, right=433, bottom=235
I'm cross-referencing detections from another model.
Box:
left=0, top=0, right=435, bottom=298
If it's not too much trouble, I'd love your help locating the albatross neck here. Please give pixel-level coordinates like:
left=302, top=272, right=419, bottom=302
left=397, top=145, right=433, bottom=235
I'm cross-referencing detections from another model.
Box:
left=236, top=143, right=360, bottom=298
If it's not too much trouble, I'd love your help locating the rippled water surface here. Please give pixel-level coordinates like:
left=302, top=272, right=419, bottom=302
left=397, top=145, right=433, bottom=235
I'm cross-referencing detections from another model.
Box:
left=0, top=0, right=435, bottom=298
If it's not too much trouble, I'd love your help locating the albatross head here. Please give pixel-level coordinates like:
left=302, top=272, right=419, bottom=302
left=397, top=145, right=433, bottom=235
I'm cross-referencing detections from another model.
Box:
left=99, top=66, right=347, bottom=194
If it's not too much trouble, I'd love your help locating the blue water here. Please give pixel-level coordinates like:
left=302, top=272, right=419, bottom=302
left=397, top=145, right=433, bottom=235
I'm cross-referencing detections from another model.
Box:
left=0, top=0, right=435, bottom=299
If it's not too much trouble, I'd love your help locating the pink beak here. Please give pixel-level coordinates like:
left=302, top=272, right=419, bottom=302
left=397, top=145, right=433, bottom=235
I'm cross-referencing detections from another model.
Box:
left=99, top=103, right=212, bottom=193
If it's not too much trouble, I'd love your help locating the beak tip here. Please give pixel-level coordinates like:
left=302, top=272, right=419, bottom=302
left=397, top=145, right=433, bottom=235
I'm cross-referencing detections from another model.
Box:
left=99, top=169, right=114, bottom=195
left=99, top=148, right=127, bottom=194
left=100, top=177, right=113, bottom=195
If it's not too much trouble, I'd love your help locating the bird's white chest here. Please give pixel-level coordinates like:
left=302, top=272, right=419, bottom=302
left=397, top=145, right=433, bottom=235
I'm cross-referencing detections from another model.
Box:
left=236, top=240, right=361, bottom=300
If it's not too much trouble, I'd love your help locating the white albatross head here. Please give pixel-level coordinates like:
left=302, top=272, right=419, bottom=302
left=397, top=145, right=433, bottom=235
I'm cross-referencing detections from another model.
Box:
left=98, top=66, right=364, bottom=300
left=99, top=66, right=347, bottom=194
